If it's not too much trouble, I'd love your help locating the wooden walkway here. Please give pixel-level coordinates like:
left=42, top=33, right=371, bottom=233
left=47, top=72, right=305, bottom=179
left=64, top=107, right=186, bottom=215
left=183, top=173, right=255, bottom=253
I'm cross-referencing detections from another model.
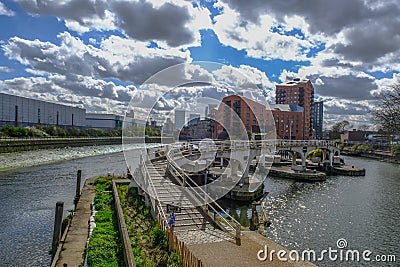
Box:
left=52, top=177, right=96, bottom=267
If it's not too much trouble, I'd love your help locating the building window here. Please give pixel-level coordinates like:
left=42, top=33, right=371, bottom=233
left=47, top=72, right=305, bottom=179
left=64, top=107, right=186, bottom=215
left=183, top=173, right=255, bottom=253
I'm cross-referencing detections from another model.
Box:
left=38, top=108, right=41, bottom=124
left=246, top=113, right=250, bottom=117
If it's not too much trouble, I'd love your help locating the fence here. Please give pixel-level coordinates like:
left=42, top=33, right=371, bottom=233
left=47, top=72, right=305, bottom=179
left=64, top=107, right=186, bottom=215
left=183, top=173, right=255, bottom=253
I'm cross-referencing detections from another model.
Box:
left=158, top=215, right=204, bottom=267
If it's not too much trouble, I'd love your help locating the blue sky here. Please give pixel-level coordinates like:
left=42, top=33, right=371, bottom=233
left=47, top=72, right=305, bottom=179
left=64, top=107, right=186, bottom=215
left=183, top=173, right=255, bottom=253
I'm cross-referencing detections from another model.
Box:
left=0, top=0, right=399, bottom=128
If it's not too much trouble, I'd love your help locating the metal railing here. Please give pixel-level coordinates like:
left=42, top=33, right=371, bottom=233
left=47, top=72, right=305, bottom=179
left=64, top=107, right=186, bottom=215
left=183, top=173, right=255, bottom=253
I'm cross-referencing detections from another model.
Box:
left=139, top=152, right=168, bottom=224
left=165, top=145, right=242, bottom=243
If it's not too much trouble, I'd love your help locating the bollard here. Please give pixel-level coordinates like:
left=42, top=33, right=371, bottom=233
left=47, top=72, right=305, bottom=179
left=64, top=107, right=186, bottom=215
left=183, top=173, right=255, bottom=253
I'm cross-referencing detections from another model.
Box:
left=52, top=201, right=64, bottom=258
left=74, top=170, right=82, bottom=207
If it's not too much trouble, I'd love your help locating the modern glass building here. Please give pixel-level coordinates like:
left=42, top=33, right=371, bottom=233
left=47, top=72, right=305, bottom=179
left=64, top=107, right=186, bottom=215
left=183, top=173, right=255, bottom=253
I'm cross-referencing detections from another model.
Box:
left=314, top=101, right=324, bottom=139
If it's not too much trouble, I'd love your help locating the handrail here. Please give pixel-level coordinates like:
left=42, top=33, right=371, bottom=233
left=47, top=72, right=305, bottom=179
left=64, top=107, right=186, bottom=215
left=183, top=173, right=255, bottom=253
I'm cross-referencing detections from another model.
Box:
left=140, top=152, right=168, bottom=224
left=165, top=146, right=241, bottom=237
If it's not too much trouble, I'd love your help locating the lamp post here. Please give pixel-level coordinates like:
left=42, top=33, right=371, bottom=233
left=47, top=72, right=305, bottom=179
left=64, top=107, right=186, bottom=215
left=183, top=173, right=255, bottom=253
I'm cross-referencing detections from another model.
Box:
left=289, top=120, right=293, bottom=140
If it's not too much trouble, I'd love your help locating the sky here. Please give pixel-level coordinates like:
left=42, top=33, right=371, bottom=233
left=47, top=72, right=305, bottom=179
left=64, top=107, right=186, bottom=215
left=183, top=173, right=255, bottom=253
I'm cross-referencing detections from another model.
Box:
left=0, top=0, right=399, bottom=129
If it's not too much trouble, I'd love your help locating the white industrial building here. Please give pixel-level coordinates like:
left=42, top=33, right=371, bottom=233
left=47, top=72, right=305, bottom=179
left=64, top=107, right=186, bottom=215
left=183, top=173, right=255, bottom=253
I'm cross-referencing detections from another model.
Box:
left=0, top=92, right=86, bottom=127
left=85, top=113, right=123, bottom=129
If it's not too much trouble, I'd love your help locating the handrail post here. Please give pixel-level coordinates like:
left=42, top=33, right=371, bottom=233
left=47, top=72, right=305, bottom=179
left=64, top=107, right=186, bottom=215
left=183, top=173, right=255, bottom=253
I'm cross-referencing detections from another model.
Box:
left=235, top=224, right=241, bottom=246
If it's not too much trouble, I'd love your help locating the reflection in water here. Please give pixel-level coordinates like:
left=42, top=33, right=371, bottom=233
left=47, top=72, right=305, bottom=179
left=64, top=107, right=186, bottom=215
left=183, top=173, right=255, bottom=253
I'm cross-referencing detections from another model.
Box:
left=221, top=156, right=400, bottom=267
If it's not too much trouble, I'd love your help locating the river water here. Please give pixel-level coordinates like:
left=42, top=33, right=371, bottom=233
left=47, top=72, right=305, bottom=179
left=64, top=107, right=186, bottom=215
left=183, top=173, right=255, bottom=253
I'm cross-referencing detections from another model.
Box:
left=0, top=148, right=399, bottom=266
left=0, top=144, right=147, bottom=266
left=224, top=156, right=400, bottom=266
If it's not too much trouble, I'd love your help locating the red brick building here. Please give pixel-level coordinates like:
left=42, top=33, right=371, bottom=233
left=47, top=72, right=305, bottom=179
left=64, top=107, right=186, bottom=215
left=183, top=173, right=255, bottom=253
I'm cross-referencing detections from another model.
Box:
left=214, top=95, right=304, bottom=140
left=270, top=104, right=304, bottom=140
left=276, top=78, right=314, bottom=139
left=214, top=95, right=267, bottom=139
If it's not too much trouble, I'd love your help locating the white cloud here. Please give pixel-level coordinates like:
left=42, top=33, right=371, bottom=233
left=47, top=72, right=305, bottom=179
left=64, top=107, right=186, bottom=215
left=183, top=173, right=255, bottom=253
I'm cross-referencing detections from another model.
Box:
left=212, top=2, right=318, bottom=61
left=0, top=66, right=12, bottom=72
left=0, top=2, right=15, bottom=16
left=2, top=32, right=190, bottom=84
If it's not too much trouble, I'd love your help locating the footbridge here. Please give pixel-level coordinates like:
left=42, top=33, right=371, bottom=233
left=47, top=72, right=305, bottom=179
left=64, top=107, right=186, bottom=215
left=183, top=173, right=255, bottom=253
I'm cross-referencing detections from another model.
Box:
left=131, top=139, right=339, bottom=248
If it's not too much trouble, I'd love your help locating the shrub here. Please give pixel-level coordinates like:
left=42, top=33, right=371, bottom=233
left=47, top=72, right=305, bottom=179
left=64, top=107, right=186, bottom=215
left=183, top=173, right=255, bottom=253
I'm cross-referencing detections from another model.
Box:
left=151, top=226, right=167, bottom=249
left=352, top=144, right=372, bottom=153
left=307, top=148, right=323, bottom=160
left=391, top=144, right=400, bottom=156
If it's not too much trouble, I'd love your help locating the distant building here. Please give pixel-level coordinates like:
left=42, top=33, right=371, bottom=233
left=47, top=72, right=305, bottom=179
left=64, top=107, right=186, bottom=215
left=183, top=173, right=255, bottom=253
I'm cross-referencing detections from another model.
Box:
left=85, top=113, right=123, bottom=129
left=341, top=129, right=369, bottom=144
left=188, top=113, right=201, bottom=125
left=163, top=117, right=174, bottom=134
left=0, top=92, right=85, bottom=127
left=205, top=104, right=217, bottom=118
left=174, top=110, right=186, bottom=131
left=179, top=118, right=212, bottom=140
left=276, top=78, right=315, bottom=139
left=314, top=101, right=324, bottom=139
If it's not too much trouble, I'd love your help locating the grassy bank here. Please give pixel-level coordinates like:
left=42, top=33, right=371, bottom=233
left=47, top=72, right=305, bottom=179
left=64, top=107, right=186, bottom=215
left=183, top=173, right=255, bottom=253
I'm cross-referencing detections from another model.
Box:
left=117, top=185, right=181, bottom=267
left=86, top=176, right=125, bottom=267
left=86, top=176, right=181, bottom=267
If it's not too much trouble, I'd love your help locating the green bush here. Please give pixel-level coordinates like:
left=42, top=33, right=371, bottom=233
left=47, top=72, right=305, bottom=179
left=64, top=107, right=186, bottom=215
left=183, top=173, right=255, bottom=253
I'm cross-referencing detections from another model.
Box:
left=391, top=144, right=400, bottom=156
left=0, top=125, right=37, bottom=137
left=351, top=144, right=372, bottom=153
left=307, top=148, right=323, bottom=160
left=151, top=226, right=167, bottom=249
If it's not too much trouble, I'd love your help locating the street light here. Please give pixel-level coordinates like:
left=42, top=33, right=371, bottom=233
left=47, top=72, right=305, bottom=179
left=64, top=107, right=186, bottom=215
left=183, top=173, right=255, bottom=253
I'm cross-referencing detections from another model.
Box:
left=289, top=120, right=293, bottom=140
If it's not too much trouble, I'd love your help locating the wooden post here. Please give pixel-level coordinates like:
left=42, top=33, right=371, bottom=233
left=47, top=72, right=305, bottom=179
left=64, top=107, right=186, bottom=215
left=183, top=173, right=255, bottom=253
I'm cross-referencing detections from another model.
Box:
left=74, top=170, right=82, bottom=207
left=52, top=201, right=64, bottom=258
left=235, top=224, right=241, bottom=246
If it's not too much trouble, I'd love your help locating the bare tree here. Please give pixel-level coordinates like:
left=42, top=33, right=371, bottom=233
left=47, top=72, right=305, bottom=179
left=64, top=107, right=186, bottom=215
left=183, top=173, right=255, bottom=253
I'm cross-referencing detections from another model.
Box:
left=372, top=83, right=400, bottom=135
left=330, top=120, right=351, bottom=139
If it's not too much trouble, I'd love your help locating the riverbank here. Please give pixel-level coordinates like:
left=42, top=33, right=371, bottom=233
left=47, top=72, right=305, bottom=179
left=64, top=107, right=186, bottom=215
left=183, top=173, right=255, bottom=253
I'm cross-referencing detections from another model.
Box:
left=341, top=148, right=400, bottom=164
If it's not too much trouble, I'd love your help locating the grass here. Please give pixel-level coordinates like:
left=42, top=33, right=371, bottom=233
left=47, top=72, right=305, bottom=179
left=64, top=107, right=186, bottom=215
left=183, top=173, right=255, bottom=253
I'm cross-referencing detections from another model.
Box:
left=86, top=176, right=125, bottom=267
left=118, top=185, right=181, bottom=267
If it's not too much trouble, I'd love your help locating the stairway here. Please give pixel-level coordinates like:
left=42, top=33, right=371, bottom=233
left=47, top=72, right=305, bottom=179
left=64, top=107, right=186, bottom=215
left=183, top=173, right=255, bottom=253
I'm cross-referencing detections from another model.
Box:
left=145, top=159, right=232, bottom=244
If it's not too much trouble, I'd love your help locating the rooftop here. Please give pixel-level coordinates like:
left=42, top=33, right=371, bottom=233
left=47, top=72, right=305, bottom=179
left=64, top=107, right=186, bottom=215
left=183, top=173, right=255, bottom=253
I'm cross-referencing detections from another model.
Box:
left=277, top=78, right=310, bottom=86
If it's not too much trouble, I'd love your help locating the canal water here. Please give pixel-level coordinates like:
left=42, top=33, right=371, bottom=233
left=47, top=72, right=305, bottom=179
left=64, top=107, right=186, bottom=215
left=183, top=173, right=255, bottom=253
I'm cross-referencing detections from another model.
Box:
left=0, top=149, right=399, bottom=266
left=224, top=156, right=400, bottom=266
left=0, top=145, right=145, bottom=267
